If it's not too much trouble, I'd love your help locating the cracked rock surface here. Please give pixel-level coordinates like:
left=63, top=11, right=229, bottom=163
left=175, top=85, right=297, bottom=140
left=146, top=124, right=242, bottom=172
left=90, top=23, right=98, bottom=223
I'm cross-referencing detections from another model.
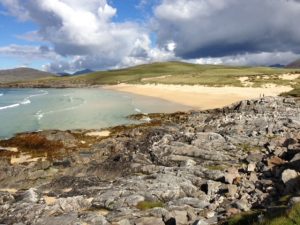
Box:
left=0, top=97, right=299, bottom=225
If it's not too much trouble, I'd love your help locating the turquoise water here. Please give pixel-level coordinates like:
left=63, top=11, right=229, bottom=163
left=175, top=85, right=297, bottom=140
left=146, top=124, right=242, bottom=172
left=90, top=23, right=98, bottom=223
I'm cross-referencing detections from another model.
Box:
left=0, top=88, right=191, bottom=139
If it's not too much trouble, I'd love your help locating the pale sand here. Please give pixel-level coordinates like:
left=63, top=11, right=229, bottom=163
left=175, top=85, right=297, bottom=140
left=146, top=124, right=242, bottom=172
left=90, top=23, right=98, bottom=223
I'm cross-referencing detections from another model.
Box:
left=106, top=84, right=292, bottom=110
left=85, top=130, right=111, bottom=137
left=44, top=196, right=57, bottom=205
left=279, top=73, right=300, bottom=80
left=0, top=188, right=18, bottom=193
left=0, top=146, right=18, bottom=152
left=10, top=154, right=46, bottom=165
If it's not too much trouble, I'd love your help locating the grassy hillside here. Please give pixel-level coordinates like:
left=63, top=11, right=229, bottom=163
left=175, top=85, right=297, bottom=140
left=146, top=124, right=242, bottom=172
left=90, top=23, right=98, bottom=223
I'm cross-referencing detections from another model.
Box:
left=0, top=68, right=56, bottom=83
left=2, top=62, right=300, bottom=96
left=71, top=61, right=299, bottom=87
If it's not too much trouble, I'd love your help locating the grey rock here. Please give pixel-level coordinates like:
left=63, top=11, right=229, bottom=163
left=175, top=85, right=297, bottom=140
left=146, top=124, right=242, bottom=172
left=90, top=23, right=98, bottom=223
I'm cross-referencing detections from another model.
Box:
left=19, top=188, right=39, bottom=203
left=113, top=219, right=131, bottom=225
left=35, top=213, right=80, bottom=225
left=281, top=169, right=298, bottom=184
left=171, top=210, right=188, bottom=225
left=247, top=163, right=256, bottom=172
left=176, top=197, right=209, bottom=209
left=134, top=217, right=164, bottom=225
left=206, top=181, right=222, bottom=197
left=289, top=197, right=300, bottom=206
left=234, top=199, right=249, bottom=211
left=246, top=153, right=263, bottom=163
left=193, top=219, right=209, bottom=225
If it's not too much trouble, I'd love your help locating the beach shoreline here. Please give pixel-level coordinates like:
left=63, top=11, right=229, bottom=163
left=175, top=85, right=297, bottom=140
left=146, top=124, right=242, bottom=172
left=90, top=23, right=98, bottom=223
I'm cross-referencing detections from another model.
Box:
left=105, top=83, right=293, bottom=109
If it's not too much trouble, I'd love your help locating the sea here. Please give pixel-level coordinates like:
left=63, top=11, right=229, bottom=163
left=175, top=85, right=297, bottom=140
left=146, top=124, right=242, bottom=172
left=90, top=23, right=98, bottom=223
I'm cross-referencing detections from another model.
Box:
left=0, top=88, right=192, bottom=139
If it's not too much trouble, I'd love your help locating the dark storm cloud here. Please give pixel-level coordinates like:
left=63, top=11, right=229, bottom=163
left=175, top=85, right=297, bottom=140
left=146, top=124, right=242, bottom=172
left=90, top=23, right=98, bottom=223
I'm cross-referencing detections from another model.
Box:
left=154, top=0, right=300, bottom=59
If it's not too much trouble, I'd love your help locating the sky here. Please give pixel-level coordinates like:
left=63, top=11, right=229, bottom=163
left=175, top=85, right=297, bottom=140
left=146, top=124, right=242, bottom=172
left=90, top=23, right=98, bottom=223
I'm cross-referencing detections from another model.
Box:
left=0, top=0, right=300, bottom=73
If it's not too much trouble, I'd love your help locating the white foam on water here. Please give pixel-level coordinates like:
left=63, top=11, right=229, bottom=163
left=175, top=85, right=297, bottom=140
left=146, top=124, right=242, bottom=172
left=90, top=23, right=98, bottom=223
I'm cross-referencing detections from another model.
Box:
left=134, top=108, right=142, bottom=113
left=0, top=93, right=3, bottom=97
left=29, top=90, right=48, bottom=98
left=35, top=110, right=44, bottom=121
left=0, top=103, right=20, bottom=111
left=20, top=99, right=31, bottom=105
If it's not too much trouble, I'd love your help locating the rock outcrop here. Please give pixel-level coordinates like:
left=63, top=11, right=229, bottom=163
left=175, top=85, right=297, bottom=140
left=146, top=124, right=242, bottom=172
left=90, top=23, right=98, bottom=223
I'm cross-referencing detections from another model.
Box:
left=0, top=97, right=299, bottom=225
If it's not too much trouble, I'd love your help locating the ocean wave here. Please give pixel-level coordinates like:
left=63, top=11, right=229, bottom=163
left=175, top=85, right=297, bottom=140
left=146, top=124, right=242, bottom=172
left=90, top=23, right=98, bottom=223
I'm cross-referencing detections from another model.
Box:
left=35, top=110, right=44, bottom=121
left=135, top=108, right=142, bottom=113
left=29, top=90, right=48, bottom=98
left=20, top=99, right=31, bottom=105
left=0, top=96, right=32, bottom=111
left=0, top=103, right=20, bottom=111
left=0, top=93, right=3, bottom=97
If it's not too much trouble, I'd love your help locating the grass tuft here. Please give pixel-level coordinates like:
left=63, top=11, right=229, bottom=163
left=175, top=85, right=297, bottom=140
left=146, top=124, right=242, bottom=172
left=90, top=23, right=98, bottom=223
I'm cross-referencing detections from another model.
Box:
left=136, top=200, right=164, bottom=211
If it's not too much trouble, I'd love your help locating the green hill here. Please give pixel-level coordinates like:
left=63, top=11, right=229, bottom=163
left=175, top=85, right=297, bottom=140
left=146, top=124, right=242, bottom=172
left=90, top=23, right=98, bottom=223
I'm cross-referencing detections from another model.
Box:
left=1, top=62, right=300, bottom=96
left=70, top=61, right=300, bottom=87
left=0, top=68, right=56, bottom=84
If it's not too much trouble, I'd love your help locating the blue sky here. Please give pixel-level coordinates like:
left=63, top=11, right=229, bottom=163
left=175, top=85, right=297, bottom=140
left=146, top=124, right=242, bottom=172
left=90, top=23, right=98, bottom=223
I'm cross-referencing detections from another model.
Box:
left=0, top=1, right=155, bottom=70
left=0, top=0, right=300, bottom=72
left=0, top=3, right=53, bottom=69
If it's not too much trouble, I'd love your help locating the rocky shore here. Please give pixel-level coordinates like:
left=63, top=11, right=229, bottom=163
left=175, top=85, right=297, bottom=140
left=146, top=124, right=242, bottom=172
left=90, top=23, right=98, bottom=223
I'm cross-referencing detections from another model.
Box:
left=0, top=96, right=299, bottom=225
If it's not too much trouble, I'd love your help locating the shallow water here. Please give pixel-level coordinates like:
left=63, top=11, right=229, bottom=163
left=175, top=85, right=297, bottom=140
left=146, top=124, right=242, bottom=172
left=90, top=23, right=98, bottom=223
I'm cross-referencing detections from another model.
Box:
left=0, top=88, right=192, bottom=139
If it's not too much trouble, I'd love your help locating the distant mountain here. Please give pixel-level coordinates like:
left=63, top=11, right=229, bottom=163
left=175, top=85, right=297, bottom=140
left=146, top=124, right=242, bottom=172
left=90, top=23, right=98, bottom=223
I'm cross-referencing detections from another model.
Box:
left=73, top=69, right=94, bottom=75
left=57, top=72, right=71, bottom=76
left=0, top=68, right=56, bottom=84
left=285, top=59, right=300, bottom=68
left=269, top=64, right=285, bottom=68
left=56, top=69, right=94, bottom=76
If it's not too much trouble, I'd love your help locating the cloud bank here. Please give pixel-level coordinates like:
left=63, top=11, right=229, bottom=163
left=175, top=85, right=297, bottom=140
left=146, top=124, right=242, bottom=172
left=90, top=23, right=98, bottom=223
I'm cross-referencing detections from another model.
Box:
left=154, top=0, right=300, bottom=62
left=1, top=0, right=300, bottom=72
left=1, top=0, right=175, bottom=72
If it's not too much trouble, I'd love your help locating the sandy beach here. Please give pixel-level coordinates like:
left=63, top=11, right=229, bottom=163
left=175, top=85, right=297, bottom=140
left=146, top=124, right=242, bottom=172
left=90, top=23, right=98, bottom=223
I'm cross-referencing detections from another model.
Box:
left=106, top=84, right=293, bottom=110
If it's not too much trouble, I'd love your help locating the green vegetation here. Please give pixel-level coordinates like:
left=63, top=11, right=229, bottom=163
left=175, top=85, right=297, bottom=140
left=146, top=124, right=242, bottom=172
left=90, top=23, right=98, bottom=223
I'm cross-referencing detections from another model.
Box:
left=205, top=164, right=227, bottom=171
left=281, top=83, right=300, bottom=97
left=4, top=61, right=300, bottom=95
left=226, top=211, right=261, bottom=225
left=225, top=203, right=300, bottom=225
left=238, top=143, right=263, bottom=153
left=68, top=61, right=299, bottom=87
left=136, top=200, right=164, bottom=211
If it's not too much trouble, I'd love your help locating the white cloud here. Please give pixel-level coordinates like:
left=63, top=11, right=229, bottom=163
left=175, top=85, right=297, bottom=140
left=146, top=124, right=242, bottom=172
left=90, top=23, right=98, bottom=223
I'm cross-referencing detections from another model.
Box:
left=1, top=0, right=175, bottom=72
left=0, top=44, right=58, bottom=60
left=192, top=52, right=300, bottom=67
left=2, top=0, right=300, bottom=71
